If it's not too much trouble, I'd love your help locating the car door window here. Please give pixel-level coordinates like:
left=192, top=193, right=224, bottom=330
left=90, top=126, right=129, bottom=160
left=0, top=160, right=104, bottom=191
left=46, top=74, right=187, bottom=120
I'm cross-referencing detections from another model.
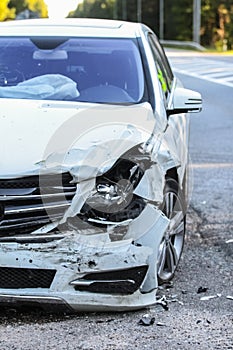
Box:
left=147, top=33, right=174, bottom=103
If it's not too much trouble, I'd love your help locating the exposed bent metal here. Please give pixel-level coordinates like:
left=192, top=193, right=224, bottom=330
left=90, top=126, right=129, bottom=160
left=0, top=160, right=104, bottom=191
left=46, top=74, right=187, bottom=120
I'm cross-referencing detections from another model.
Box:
left=0, top=18, right=202, bottom=312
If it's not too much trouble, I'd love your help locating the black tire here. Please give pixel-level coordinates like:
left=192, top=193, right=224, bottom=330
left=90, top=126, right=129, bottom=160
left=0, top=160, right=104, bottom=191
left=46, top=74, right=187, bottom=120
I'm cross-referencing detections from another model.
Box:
left=157, top=178, right=186, bottom=284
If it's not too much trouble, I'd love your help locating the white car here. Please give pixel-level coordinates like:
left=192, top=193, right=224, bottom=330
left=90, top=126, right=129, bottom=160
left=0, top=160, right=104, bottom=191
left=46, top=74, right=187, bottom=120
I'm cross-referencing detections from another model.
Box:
left=0, top=18, right=202, bottom=312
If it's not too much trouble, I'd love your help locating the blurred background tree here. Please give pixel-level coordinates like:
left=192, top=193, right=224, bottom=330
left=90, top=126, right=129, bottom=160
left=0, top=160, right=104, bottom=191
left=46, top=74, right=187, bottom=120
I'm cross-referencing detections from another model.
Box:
left=0, top=0, right=15, bottom=20
left=68, top=0, right=233, bottom=49
left=0, top=0, right=232, bottom=49
left=68, top=0, right=114, bottom=19
left=7, top=0, right=48, bottom=19
left=201, top=0, right=232, bottom=49
left=26, top=0, right=48, bottom=17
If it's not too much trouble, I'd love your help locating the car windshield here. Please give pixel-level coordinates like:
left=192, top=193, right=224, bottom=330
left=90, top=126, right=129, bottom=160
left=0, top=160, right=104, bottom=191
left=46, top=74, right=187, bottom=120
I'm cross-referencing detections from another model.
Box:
left=0, top=37, right=145, bottom=104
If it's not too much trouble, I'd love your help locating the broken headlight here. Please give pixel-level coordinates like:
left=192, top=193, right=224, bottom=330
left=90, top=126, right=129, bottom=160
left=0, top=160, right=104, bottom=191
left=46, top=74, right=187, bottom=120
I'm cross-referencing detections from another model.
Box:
left=81, top=158, right=146, bottom=223
left=86, top=177, right=134, bottom=213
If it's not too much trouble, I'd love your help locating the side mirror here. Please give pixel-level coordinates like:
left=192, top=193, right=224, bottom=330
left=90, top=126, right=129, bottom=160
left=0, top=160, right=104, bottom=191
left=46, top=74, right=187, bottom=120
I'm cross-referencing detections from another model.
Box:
left=167, top=87, right=202, bottom=116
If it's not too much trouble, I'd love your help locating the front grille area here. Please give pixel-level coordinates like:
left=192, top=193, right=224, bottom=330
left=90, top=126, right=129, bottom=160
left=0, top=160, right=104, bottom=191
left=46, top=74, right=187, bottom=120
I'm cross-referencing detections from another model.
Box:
left=0, top=266, right=56, bottom=289
left=0, top=173, right=76, bottom=236
left=72, top=265, right=148, bottom=295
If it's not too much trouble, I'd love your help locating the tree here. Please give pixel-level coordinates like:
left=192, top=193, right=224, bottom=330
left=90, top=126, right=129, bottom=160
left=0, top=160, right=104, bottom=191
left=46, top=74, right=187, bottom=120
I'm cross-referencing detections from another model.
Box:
left=225, top=3, right=233, bottom=48
left=201, top=0, right=233, bottom=49
left=26, top=0, right=48, bottom=17
left=8, top=0, right=48, bottom=19
left=69, top=0, right=160, bottom=34
left=69, top=0, right=115, bottom=19
left=0, top=0, right=15, bottom=21
left=69, top=0, right=233, bottom=49
left=163, top=0, right=193, bottom=41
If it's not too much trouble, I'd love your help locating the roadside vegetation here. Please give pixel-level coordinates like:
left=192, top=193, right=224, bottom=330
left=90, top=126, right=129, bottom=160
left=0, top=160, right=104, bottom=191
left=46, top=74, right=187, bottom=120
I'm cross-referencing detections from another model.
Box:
left=0, top=0, right=48, bottom=20
left=68, top=0, right=233, bottom=52
left=0, top=0, right=232, bottom=52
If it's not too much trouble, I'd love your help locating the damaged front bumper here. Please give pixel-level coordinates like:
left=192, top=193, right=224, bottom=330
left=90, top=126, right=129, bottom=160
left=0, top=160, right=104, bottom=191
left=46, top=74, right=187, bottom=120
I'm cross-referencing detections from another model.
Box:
left=0, top=204, right=169, bottom=312
left=0, top=103, right=185, bottom=311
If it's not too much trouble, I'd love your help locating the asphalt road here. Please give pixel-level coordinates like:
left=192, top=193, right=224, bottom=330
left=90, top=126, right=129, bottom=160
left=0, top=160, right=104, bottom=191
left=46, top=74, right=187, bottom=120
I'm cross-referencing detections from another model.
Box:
left=0, top=51, right=232, bottom=350
left=171, top=51, right=233, bottom=245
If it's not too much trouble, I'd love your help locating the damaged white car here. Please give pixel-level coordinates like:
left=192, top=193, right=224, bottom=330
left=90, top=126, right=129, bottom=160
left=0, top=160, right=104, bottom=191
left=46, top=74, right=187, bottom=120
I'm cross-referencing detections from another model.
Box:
left=0, top=18, right=202, bottom=312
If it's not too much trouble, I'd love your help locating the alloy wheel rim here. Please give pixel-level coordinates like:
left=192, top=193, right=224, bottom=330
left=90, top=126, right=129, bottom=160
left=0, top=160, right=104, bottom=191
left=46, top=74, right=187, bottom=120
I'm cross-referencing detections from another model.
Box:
left=157, top=191, right=185, bottom=282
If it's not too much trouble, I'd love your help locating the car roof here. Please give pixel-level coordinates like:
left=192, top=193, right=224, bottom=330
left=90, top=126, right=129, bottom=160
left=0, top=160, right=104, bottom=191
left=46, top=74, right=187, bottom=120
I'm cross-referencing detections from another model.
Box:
left=0, top=18, right=148, bottom=38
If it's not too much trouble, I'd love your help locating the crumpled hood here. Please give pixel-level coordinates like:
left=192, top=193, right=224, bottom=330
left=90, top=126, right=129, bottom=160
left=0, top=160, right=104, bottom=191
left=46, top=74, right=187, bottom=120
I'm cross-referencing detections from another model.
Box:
left=0, top=99, right=157, bottom=179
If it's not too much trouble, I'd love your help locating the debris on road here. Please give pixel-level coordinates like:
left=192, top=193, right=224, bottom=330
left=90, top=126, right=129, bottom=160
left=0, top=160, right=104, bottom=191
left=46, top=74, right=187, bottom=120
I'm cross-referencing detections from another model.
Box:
left=196, top=319, right=211, bottom=326
left=138, top=314, right=155, bottom=326
left=226, top=296, right=233, bottom=300
left=158, top=281, right=174, bottom=291
left=155, top=295, right=169, bottom=311
left=95, top=318, right=114, bottom=324
left=197, top=287, right=208, bottom=294
left=156, top=322, right=166, bottom=327
left=200, top=295, right=218, bottom=301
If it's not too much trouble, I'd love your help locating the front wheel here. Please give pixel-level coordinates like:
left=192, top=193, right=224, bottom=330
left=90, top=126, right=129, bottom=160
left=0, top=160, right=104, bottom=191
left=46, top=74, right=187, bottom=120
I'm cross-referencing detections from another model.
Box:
left=157, top=178, right=186, bottom=284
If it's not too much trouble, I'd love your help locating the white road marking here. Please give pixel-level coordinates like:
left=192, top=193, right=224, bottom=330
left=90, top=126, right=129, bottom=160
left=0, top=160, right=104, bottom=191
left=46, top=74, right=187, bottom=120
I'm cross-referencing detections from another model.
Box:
left=168, top=56, right=233, bottom=88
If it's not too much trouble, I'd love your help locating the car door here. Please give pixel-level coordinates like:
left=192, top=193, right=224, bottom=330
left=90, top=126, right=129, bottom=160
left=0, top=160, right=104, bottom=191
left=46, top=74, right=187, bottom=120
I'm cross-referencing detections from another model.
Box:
left=147, top=32, right=189, bottom=184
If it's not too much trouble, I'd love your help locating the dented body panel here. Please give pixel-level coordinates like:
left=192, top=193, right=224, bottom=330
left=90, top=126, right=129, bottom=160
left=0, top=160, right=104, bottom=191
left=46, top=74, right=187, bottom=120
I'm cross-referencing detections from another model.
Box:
left=0, top=19, right=201, bottom=311
left=0, top=205, right=168, bottom=311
